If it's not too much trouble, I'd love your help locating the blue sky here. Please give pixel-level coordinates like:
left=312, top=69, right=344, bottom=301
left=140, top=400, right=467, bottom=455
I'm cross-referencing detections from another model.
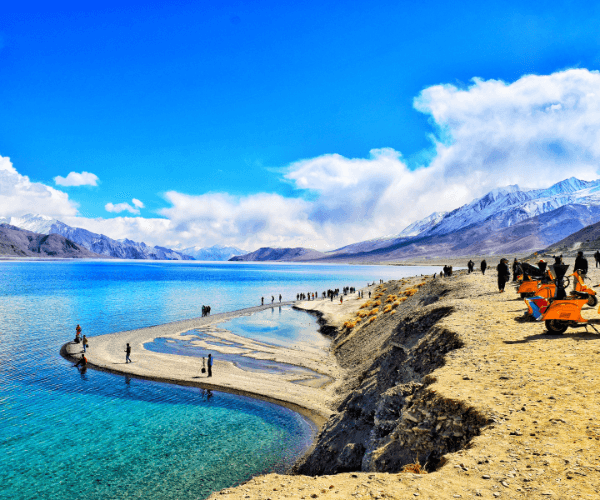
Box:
left=2, top=1, right=600, bottom=249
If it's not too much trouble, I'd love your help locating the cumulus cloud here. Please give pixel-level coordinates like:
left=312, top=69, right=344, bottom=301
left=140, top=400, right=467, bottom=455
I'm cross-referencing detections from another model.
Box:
left=0, top=155, right=79, bottom=218
left=54, top=171, right=99, bottom=186
left=414, top=69, right=600, bottom=190
left=3, top=68, right=600, bottom=250
left=105, top=200, right=143, bottom=215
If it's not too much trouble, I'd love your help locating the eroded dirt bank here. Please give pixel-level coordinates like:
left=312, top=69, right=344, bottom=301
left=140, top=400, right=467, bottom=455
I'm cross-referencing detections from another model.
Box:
left=209, top=261, right=600, bottom=499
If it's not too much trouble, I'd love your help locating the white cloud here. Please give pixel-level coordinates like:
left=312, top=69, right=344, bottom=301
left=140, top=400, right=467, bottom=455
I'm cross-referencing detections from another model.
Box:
left=0, top=155, right=79, bottom=218
left=105, top=201, right=141, bottom=215
left=54, top=171, right=99, bottom=187
left=413, top=69, right=600, bottom=189
left=4, top=68, right=600, bottom=251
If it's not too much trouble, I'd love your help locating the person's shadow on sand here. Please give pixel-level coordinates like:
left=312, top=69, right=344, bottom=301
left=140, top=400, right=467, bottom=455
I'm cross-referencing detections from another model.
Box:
left=504, top=331, right=598, bottom=344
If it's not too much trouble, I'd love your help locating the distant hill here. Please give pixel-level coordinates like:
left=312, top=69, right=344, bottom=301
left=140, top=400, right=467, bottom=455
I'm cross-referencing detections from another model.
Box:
left=179, top=244, right=248, bottom=261
left=229, top=247, right=326, bottom=262
left=0, top=214, right=194, bottom=260
left=0, top=224, right=102, bottom=259
left=541, top=219, right=600, bottom=256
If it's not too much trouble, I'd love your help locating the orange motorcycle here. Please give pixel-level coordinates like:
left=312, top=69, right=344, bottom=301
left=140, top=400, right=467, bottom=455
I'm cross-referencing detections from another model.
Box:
left=517, top=268, right=556, bottom=298
left=525, top=264, right=600, bottom=334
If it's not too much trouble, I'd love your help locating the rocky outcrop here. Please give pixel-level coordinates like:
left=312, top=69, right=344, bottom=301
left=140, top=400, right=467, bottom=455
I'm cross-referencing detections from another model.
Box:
left=294, top=279, right=490, bottom=475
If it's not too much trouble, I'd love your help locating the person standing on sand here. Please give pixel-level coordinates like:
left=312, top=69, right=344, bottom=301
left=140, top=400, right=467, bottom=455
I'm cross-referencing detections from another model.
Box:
left=261, top=297, right=264, bottom=305
left=207, top=353, right=213, bottom=377
left=82, top=335, right=88, bottom=353
left=480, top=260, right=487, bottom=275
left=595, top=250, right=600, bottom=268
left=279, top=294, right=282, bottom=303
left=497, top=258, right=510, bottom=293
left=125, top=343, right=132, bottom=363
left=575, top=251, right=588, bottom=274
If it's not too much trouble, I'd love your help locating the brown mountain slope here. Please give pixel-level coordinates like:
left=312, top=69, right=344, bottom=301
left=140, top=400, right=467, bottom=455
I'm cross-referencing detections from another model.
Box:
left=0, top=224, right=102, bottom=258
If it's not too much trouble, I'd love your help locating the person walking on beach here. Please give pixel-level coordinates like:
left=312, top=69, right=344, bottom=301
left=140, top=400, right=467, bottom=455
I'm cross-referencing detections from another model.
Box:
left=207, top=353, right=213, bottom=377
left=279, top=294, right=282, bottom=303
left=125, top=343, right=132, bottom=363
left=82, top=335, right=88, bottom=353
left=497, top=258, right=510, bottom=293
left=480, top=259, right=487, bottom=275
left=261, top=297, right=264, bottom=305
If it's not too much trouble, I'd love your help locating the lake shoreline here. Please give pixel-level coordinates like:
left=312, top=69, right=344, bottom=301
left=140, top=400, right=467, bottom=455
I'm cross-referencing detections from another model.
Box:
left=60, top=301, right=346, bottom=430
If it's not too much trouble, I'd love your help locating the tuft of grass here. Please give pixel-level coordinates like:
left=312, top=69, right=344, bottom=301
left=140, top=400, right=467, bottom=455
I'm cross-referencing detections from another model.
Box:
left=404, top=288, right=418, bottom=297
left=385, top=295, right=398, bottom=303
left=372, top=299, right=382, bottom=307
left=359, top=301, right=373, bottom=309
left=416, top=282, right=426, bottom=288
left=383, top=305, right=392, bottom=313
left=368, top=316, right=376, bottom=324
left=368, top=308, right=379, bottom=316
left=401, top=456, right=427, bottom=475
left=356, top=310, right=369, bottom=318
left=390, top=310, right=397, bottom=315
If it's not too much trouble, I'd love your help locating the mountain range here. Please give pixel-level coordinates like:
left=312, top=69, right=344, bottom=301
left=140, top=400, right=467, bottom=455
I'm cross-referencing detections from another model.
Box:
left=178, top=244, right=248, bottom=261
left=0, top=224, right=101, bottom=259
left=229, top=177, right=600, bottom=262
left=0, top=214, right=193, bottom=260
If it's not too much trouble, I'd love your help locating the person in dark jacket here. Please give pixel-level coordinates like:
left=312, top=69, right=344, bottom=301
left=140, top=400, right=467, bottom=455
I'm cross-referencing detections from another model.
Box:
left=467, top=260, right=474, bottom=273
left=538, top=259, right=547, bottom=274
left=480, top=259, right=487, bottom=275
left=595, top=250, right=600, bottom=268
left=497, top=258, right=511, bottom=292
left=574, top=251, right=588, bottom=274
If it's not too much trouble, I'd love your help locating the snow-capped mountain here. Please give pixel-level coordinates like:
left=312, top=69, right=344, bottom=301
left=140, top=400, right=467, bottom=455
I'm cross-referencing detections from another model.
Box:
left=0, top=214, right=194, bottom=260
left=395, top=211, right=447, bottom=238
left=401, top=177, right=600, bottom=240
left=179, top=244, right=248, bottom=261
left=325, top=177, right=600, bottom=260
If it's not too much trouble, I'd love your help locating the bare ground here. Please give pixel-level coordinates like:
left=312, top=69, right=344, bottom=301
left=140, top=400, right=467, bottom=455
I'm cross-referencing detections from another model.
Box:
left=208, top=259, right=600, bottom=500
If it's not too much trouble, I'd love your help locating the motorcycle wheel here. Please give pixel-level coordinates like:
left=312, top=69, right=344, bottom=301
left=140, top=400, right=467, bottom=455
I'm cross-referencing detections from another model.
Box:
left=545, top=319, right=568, bottom=334
left=588, top=295, right=598, bottom=307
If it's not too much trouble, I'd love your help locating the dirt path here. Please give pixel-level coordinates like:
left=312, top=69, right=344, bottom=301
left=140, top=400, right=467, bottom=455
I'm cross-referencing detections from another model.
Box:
left=208, top=260, right=600, bottom=499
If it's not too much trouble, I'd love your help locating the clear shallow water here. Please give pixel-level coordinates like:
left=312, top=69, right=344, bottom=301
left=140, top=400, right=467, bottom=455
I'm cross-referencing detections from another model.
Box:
left=0, top=260, right=438, bottom=500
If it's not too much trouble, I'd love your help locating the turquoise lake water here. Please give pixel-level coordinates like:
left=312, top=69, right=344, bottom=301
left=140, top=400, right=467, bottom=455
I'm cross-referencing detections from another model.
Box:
left=0, top=260, right=439, bottom=499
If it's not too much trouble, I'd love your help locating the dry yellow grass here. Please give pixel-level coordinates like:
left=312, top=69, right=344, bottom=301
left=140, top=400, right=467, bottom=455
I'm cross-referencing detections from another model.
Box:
left=368, top=316, right=376, bottom=324
left=383, top=305, right=392, bottom=313
left=385, top=295, right=398, bottom=303
left=389, top=310, right=396, bottom=315
left=356, top=310, right=368, bottom=318
left=372, top=299, right=382, bottom=307
left=359, top=301, right=373, bottom=310
left=404, top=288, right=418, bottom=297
left=367, top=308, right=379, bottom=316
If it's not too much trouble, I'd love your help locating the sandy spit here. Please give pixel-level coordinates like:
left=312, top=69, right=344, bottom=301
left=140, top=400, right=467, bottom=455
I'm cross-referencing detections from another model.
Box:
left=62, top=301, right=349, bottom=427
